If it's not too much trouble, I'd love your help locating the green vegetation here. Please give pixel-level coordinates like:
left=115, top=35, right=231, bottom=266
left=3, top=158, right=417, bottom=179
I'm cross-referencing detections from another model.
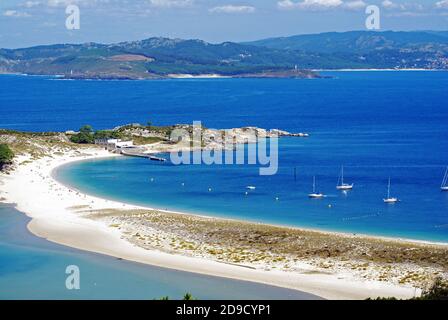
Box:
left=157, top=293, right=196, bottom=300
left=368, top=277, right=448, bottom=300
left=69, top=125, right=95, bottom=144
left=131, top=136, right=164, bottom=145
left=183, top=293, right=195, bottom=300
left=0, top=144, right=14, bottom=170
left=0, top=129, right=81, bottom=159
left=0, top=129, right=60, bottom=137
left=246, top=30, right=448, bottom=70
left=115, top=123, right=174, bottom=140
left=415, top=278, right=448, bottom=300
left=70, top=125, right=123, bottom=144
left=68, top=123, right=168, bottom=146
left=1, top=31, right=447, bottom=79
left=93, top=130, right=121, bottom=140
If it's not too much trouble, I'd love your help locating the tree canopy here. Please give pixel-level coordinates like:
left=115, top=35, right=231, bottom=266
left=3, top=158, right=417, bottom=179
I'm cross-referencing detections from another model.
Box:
left=69, top=125, right=97, bottom=144
left=0, top=144, right=14, bottom=169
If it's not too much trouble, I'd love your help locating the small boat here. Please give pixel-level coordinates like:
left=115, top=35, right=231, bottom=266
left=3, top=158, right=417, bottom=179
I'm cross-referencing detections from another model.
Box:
left=441, top=167, right=448, bottom=191
left=383, top=178, right=399, bottom=203
left=246, top=186, right=256, bottom=190
left=309, top=176, right=324, bottom=199
left=336, top=166, right=353, bottom=190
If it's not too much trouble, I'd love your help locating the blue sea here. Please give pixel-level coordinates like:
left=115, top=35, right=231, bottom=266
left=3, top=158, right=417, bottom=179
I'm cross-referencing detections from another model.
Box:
left=18, top=71, right=444, bottom=243
left=1, top=71, right=448, bottom=298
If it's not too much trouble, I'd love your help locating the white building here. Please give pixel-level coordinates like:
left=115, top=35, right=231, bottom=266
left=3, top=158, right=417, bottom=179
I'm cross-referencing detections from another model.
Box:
left=95, top=138, right=134, bottom=151
left=115, top=140, right=134, bottom=148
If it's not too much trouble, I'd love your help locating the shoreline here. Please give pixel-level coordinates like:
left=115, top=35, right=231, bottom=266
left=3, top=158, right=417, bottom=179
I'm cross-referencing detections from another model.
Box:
left=53, top=157, right=448, bottom=247
left=0, top=148, right=440, bottom=300
left=1, top=70, right=446, bottom=83
left=313, top=68, right=446, bottom=72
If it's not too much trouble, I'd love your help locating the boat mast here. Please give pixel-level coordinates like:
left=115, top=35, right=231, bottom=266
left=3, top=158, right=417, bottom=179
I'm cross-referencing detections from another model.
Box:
left=341, top=166, right=344, bottom=185
left=387, top=178, right=391, bottom=199
left=313, top=176, right=316, bottom=193
left=442, top=167, right=448, bottom=188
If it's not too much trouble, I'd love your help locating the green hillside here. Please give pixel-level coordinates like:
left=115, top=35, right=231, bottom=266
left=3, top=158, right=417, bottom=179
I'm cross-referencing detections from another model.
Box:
left=1, top=31, right=447, bottom=79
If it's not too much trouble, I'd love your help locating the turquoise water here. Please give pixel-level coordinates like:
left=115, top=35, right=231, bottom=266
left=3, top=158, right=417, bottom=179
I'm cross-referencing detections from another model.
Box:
left=56, top=139, right=448, bottom=243
left=0, top=204, right=316, bottom=299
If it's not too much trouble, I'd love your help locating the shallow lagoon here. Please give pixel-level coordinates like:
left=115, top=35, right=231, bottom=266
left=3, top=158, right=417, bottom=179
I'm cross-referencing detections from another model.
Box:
left=0, top=204, right=316, bottom=300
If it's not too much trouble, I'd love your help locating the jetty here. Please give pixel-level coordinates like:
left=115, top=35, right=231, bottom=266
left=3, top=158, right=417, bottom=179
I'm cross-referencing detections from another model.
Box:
left=120, top=148, right=166, bottom=162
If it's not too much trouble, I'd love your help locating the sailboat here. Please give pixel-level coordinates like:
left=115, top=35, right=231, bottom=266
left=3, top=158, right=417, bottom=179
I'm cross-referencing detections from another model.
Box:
left=336, top=166, right=353, bottom=190
left=308, top=176, right=324, bottom=199
left=441, top=167, right=448, bottom=191
left=383, top=178, right=399, bottom=203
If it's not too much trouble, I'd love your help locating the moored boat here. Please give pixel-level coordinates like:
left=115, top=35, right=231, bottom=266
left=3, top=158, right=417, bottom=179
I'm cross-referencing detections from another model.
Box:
left=383, top=178, right=399, bottom=203
left=309, top=176, right=325, bottom=199
left=336, top=166, right=353, bottom=190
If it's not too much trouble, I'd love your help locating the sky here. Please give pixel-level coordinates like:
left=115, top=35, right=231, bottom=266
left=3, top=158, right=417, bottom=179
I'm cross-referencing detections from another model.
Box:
left=0, top=0, right=447, bottom=48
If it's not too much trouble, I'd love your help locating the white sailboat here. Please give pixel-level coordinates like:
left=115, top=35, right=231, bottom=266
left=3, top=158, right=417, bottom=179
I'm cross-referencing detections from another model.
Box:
left=336, top=166, right=353, bottom=190
left=441, top=167, right=448, bottom=191
left=309, top=176, right=324, bottom=199
left=383, top=178, right=399, bottom=203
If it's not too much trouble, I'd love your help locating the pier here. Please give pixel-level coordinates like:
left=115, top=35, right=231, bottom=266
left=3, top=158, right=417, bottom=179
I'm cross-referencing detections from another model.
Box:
left=120, top=148, right=166, bottom=162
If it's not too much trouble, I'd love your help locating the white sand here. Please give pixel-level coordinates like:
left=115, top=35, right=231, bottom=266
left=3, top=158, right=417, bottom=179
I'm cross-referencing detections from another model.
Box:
left=167, top=74, right=230, bottom=79
left=0, top=149, right=420, bottom=300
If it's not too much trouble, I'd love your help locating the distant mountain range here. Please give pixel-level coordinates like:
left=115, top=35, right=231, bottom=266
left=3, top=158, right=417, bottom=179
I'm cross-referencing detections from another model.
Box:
left=246, top=30, right=448, bottom=70
left=0, top=31, right=447, bottom=80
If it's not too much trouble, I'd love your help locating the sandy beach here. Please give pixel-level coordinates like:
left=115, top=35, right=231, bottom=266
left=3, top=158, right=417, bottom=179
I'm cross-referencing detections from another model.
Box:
left=0, top=142, right=438, bottom=300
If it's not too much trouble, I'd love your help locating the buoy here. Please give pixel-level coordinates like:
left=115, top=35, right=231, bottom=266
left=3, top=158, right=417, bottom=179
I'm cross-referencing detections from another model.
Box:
left=275, top=197, right=279, bottom=201
left=150, top=178, right=154, bottom=182
left=208, top=188, right=212, bottom=192
left=328, top=204, right=332, bottom=208
left=245, top=191, right=249, bottom=196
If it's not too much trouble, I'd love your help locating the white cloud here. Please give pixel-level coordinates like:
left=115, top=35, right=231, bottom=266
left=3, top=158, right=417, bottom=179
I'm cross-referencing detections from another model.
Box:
left=343, top=0, right=366, bottom=10
left=149, top=0, right=193, bottom=8
left=381, top=1, right=425, bottom=11
left=46, top=0, right=113, bottom=8
left=47, top=0, right=77, bottom=6
left=3, top=10, right=31, bottom=17
left=276, top=0, right=428, bottom=12
left=436, top=0, right=448, bottom=9
left=209, top=5, right=255, bottom=14
left=381, top=0, right=398, bottom=9
left=23, top=1, right=41, bottom=8
left=277, top=0, right=368, bottom=11
left=278, top=0, right=343, bottom=10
